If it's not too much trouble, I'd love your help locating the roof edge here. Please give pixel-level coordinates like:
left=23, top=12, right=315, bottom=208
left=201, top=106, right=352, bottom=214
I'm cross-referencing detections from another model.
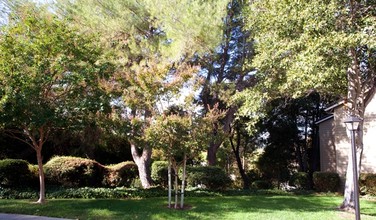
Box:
left=315, top=115, right=334, bottom=125
left=324, top=100, right=345, bottom=112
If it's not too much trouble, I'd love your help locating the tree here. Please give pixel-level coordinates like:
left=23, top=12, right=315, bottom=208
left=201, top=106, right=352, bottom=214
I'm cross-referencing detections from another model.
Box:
left=146, top=112, right=190, bottom=209
left=53, top=0, right=230, bottom=188
left=197, top=0, right=255, bottom=166
left=145, top=106, right=213, bottom=209
left=0, top=3, right=110, bottom=203
left=243, top=0, right=375, bottom=209
left=228, top=120, right=249, bottom=189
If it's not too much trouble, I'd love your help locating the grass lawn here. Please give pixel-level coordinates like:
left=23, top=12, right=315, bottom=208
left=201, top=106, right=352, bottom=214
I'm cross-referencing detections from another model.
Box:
left=0, top=195, right=375, bottom=220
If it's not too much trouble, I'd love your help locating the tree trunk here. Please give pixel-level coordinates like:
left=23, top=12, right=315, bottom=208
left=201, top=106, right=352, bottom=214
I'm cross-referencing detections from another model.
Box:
left=23, top=126, right=48, bottom=204
left=234, top=154, right=250, bottom=189
left=229, top=131, right=250, bottom=189
left=168, top=158, right=172, bottom=208
left=180, top=154, right=187, bottom=209
left=174, top=162, right=178, bottom=209
left=207, top=141, right=221, bottom=166
left=340, top=45, right=366, bottom=209
left=296, top=143, right=304, bottom=172
left=206, top=105, right=237, bottom=166
left=36, top=147, right=46, bottom=204
left=341, top=122, right=364, bottom=210
left=130, top=143, right=152, bottom=188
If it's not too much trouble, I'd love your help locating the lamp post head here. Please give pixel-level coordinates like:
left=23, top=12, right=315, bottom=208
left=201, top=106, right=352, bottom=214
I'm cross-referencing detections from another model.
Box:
left=344, top=115, right=362, bottom=131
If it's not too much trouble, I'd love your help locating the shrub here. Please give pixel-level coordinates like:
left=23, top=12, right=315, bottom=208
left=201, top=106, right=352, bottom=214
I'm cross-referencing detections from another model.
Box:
left=130, top=178, right=143, bottom=189
left=247, top=169, right=262, bottom=182
left=151, top=161, right=169, bottom=187
left=185, top=166, right=231, bottom=190
left=251, top=180, right=272, bottom=189
left=0, top=187, right=38, bottom=199
left=44, top=156, right=106, bottom=187
left=104, top=161, right=138, bottom=187
left=0, top=159, right=32, bottom=188
left=289, top=172, right=309, bottom=190
left=360, top=173, right=376, bottom=196
left=27, top=164, right=40, bottom=188
left=313, top=172, right=339, bottom=192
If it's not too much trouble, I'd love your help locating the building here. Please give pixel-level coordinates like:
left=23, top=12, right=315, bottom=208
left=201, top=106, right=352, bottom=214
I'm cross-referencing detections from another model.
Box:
left=316, top=93, right=376, bottom=188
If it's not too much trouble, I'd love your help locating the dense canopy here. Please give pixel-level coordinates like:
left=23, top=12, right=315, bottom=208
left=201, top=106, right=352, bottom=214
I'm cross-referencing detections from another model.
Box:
left=0, top=0, right=375, bottom=210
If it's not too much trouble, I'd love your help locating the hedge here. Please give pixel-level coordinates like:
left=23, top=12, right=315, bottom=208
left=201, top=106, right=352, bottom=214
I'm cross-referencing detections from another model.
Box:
left=313, top=172, right=339, bottom=192
left=0, top=159, right=34, bottom=188
left=360, top=173, right=376, bottom=196
left=251, top=180, right=272, bottom=189
left=151, top=161, right=169, bottom=187
left=289, top=172, right=309, bottom=190
left=104, top=161, right=138, bottom=187
left=44, top=156, right=106, bottom=187
left=185, top=166, right=231, bottom=190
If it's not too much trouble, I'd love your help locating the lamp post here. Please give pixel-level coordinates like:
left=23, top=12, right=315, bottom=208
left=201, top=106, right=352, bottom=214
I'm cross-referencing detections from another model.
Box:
left=344, top=115, right=362, bottom=220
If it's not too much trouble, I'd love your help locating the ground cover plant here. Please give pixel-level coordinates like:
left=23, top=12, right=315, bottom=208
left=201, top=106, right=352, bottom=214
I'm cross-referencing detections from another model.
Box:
left=0, top=194, right=375, bottom=220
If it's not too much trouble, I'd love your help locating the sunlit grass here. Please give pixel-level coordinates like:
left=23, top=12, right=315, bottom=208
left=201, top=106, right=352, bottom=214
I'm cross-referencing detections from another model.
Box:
left=0, top=195, right=375, bottom=220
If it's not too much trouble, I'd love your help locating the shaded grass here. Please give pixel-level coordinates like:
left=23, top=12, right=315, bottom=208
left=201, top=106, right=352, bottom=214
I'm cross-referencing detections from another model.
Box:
left=0, top=195, right=375, bottom=220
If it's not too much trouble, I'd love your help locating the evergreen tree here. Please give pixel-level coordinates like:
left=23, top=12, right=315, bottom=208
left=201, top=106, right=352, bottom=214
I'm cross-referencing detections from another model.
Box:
left=197, top=0, right=255, bottom=166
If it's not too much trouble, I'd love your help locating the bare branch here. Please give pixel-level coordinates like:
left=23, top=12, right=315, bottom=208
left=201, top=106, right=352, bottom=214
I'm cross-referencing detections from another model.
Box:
left=3, top=129, right=34, bottom=150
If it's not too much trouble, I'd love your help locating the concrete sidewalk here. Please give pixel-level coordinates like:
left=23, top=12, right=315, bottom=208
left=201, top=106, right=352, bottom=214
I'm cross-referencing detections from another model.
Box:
left=0, top=213, right=73, bottom=220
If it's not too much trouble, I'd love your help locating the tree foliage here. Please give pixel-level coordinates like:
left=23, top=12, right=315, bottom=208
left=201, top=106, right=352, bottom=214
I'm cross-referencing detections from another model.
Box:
left=52, top=0, right=231, bottom=188
left=144, top=0, right=229, bottom=60
left=145, top=106, right=217, bottom=208
left=54, top=0, right=228, bottom=62
left=0, top=2, right=110, bottom=203
left=243, top=0, right=375, bottom=209
left=240, top=0, right=375, bottom=108
left=248, top=0, right=358, bottom=97
left=0, top=3, right=110, bottom=130
left=197, top=0, right=256, bottom=165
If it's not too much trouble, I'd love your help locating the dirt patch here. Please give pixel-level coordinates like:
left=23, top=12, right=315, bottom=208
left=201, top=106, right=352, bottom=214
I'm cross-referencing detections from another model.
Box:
left=165, top=204, right=193, bottom=210
left=337, top=211, right=357, bottom=219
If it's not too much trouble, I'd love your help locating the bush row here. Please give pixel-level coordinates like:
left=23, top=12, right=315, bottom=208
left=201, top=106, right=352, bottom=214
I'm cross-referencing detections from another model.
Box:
left=3, top=158, right=373, bottom=195
left=0, top=158, right=232, bottom=190
left=197, top=170, right=375, bottom=193
left=250, top=171, right=340, bottom=192
left=0, top=157, right=138, bottom=188
left=288, top=171, right=340, bottom=192
left=151, top=161, right=231, bottom=190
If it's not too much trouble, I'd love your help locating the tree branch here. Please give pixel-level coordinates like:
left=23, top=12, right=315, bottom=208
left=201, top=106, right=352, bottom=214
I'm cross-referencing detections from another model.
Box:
left=3, top=129, right=34, bottom=150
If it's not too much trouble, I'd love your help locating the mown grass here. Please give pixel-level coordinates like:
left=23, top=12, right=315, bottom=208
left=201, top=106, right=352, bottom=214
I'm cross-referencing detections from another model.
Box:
left=0, top=195, right=375, bottom=220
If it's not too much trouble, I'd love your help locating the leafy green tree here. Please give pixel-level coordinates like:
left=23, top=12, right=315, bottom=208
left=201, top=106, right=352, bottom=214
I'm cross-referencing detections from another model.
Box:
left=146, top=113, right=190, bottom=209
left=243, top=0, right=375, bottom=209
left=52, top=0, right=230, bottom=188
left=0, top=3, right=110, bottom=203
left=145, top=106, right=214, bottom=209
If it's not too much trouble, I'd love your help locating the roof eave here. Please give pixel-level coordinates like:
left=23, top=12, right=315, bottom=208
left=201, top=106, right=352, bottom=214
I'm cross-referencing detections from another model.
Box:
left=315, top=115, right=334, bottom=125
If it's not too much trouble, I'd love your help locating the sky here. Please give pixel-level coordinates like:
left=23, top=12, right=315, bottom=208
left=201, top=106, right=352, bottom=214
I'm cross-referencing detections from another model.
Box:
left=0, top=1, right=9, bottom=26
left=0, top=0, right=53, bottom=25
